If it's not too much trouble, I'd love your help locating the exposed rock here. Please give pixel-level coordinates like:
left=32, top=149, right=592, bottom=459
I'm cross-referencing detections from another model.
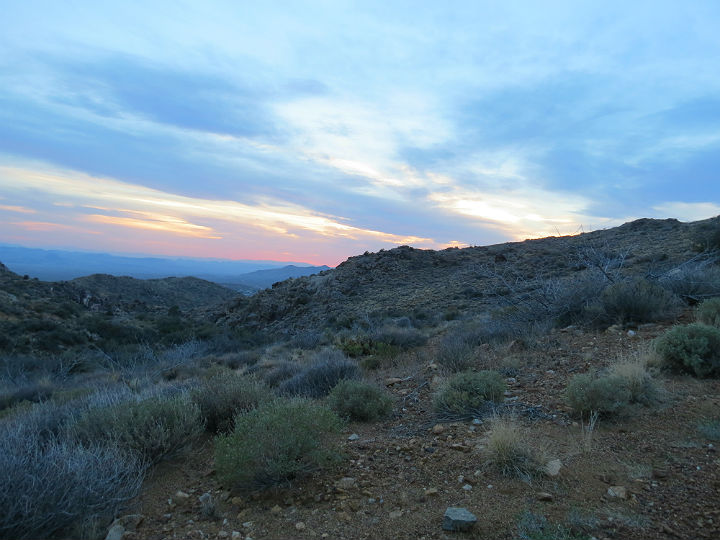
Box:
left=543, top=459, right=562, bottom=476
left=385, top=377, right=403, bottom=386
left=607, top=486, right=627, bottom=499
left=537, top=492, right=554, bottom=501
left=348, top=433, right=360, bottom=441
left=104, top=524, right=125, bottom=540
left=295, top=522, right=306, bottom=531
left=270, top=505, right=282, bottom=514
left=174, top=490, right=191, bottom=503
left=335, top=477, right=357, bottom=490
left=432, top=424, right=446, bottom=434
left=389, top=510, right=404, bottom=519
left=442, top=507, right=477, bottom=532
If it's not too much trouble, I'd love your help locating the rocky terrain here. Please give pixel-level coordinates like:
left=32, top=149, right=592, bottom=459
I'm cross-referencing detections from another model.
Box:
left=1, top=216, right=720, bottom=540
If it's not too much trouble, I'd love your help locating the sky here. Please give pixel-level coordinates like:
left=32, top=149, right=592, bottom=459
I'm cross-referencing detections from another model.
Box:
left=1, top=1, right=719, bottom=266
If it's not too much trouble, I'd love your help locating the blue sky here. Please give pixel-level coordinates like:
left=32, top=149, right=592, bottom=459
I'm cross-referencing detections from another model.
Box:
left=1, top=0, right=719, bottom=265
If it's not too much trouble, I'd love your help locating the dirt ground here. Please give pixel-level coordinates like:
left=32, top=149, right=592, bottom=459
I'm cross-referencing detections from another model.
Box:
left=129, top=321, right=720, bottom=540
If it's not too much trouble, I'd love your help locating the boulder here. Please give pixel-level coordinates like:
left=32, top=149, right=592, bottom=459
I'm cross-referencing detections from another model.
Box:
left=442, top=507, right=477, bottom=531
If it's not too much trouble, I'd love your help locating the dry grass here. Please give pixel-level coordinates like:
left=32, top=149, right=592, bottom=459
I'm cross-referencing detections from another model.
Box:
left=609, top=348, right=663, bottom=405
left=485, top=416, right=547, bottom=480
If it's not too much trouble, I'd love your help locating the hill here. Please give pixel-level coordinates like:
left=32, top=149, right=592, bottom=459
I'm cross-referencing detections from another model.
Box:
left=215, top=217, right=716, bottom=337
left=223, top=264, right=331, bottom=293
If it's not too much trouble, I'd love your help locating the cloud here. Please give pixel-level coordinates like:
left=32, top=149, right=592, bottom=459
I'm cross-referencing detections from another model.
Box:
left=652, top=202, right=720, bottom=222
left=0, top=204, right=35, bottom=214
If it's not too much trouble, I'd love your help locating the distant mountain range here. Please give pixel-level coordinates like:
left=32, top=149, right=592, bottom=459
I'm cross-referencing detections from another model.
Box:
left=0, top=245, right=329, bottom=292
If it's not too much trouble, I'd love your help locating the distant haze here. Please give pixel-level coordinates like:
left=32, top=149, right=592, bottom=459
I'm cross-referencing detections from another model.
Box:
left=0, top=244, right=322, bottom=284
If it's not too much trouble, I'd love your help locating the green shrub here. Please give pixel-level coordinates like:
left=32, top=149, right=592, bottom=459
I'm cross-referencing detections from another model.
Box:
left=599, top=279, right=680, bottom=325
left=71, top=393, right=204, bottom=464
left=654, top=323, right=720, bottom=377
left=263, top=361, right=301, bottom=387
left=564, top=373, right=630, bottom=416
left=433, top=370, right=506, bottom=417
left=609, top=356, right=661, bottom=405
left=696, top=298, right=720, bottom=327
left=278, top=352, right=360, bottom=398
left=214, top=398, right=342, bottom=490
left=327, top=379, right=392, bottom=421
left=192, top=374, right=268, bottom=433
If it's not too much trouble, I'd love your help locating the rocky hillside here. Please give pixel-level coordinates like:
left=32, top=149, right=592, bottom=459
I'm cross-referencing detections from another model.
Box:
left=214, top=217, right=715, bottom=336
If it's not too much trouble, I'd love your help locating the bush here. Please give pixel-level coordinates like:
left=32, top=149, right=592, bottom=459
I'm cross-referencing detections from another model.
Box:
left=0, top=423, right=145, bottom=540
left=696, top=298, right=720, bottom=327
left=485, top=416, right=545, bottom=479
left=214, top=398, right=342, bottom=490
left=70, top=392, right=204, bottom=464
left=371, top=326, right=427, bottom=349
left=659, top=263, right=720, bottom=303
left=654, top=323, right=720, bottom=377
left=192, top=374, right=268, bottom=433
left=434, top=334, right=476, bottom=373
left=564, top=373, right=630, bottom=416
left=609, top=354, right=661, bottom=405
left=599, top=279, right=680, bottom=325
left=263, top=361, right=301, bottom=387
left=278, top=351, right=360, bottom=398
left=433, top=370, right=506, bottom=417
left=327, top=379, right=392, bottom=421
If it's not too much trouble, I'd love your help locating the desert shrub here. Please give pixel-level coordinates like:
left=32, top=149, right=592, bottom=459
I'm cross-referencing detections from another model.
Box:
left=278, top=351, right=360, bottom=398
left=327, top=379, right=392, bottom=421
left=0, top=380, right=54, bottom=411
left=192, top=374, right=268, bottom=433
left=564, top=373, right=631, bottom=416
left=70, top=392, right=204, bottom=464
left=485, top=416, right=545, bottom=479
left=599, top=278, right=680, bottom=325
left=609, top=353, right=662, bottom=405
left=433, top=370, right=506, bottom=417
left=263, top=361, right=301, bottom=387
left=696, top=297, right=720, bottom=327
left=547, top=273, right=608, bottom=327
left=371, top=326, right=427, bottom=349
left=214, top=398, right=342, bottom=490
left=659, top=262, right=720, bottom=303
left=654, top=323, right=720, bottom=377
left=691, top=218, right=720, bottom=252
left=0, top=422, right=145, bottom=540
left=434, top=333, right=476, bottom=373
left=291, top=330, right=324, bottom=349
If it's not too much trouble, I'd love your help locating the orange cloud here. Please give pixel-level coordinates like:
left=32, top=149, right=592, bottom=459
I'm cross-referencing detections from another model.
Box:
left=85, top=214, right=222, bottom=239
left=0, top=204, right=36, bottom=213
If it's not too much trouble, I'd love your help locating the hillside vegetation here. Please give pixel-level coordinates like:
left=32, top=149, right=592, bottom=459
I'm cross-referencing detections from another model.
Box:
left=1, top=216, right=720, bottom=540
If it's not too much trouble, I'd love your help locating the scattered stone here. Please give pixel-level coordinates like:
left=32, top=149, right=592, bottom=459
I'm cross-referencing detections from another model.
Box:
left=425, top=488, right=439, bottom=496
left=449, top=443, right=472, bottom=452
left=432, top=424, right=446, bottom=435
left=385, top=377, right=403, bottom=386
left=462, top=484, right=472, bottom=491
left=231, top=496, right=244, bottom=506
left=295, top=522, right=306, bottom=531
left=442, top=507, right=477, bottom=532
left=335, top=477, right=357, bottom=490
left=627, top=330, right=637, bottom=337
left=607, top=486, right=627, bottom=499
left=218, top=531, right=229, bottom=538
left=543, top=459, right=562, bottom=476
left=348, top=433, right=360, bottom=441
left=231, top=533, right=241, bottom=539
left=537, top=492, right=553, bottom=501
left=270, top=505, right=282, bottom=515
left=389, top=510, right=404, bottom=519
left=472, top=418, right=482, bottom=425
left=174, top=490, right=191, bottom=504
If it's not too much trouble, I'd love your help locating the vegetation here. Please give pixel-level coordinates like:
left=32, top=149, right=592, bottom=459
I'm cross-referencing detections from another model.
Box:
left=278, top=351, right=360, bottom=398
left=654, top=323, right=720, bottom=377
left=564, top=373, right=631, bottom=416
left=214, top=398, right=343, bottom=490
left=485, top=416, right=545, bottom=480
left=191, top=374, right=268, bottom=433
left=70, top=392, right=204, bottom=464
left=433, top=370, right=506, bottom=417
left=327, top=379, right=392, bottom=421
left=598, top=278, right=680, bottom=325
left=696, top=297, right=720, bottom=327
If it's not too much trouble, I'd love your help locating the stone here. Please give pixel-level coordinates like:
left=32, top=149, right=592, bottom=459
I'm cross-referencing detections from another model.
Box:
left=425, top=487, right=439, bottom=496
left=537, top=492, right=553, bottom=501
left=270, top=505, right=282, bottom=514
left=335, top=477, right=357, bottom=490
left=543, top=459, right=562, bottom=476
left=432, top=424, right=446, bottom=434
left=607, top=486, right=627, bottom=499
left=295, top=522, right=306, bottom=531
left=174, top=490, right=191, bottom=504
left=348, top=433, right=360, bottom=441
left=231, top=496, right=244, bottom=506
left=385, top=377, right=403, bottom=386
left=218, top=532, right=229, bottom=538
left=231, top=533, right=241, bottom=539
left=104, top=524, right=125, bottom=540
left=389, top=510, right=404, bottom=519
left=442, top=507, right=477, bottom=532
left=462, top=484, right=472, bottom=491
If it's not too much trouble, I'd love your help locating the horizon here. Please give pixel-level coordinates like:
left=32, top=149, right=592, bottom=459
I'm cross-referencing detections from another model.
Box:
left=2, top=1, right=720, bottom=266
